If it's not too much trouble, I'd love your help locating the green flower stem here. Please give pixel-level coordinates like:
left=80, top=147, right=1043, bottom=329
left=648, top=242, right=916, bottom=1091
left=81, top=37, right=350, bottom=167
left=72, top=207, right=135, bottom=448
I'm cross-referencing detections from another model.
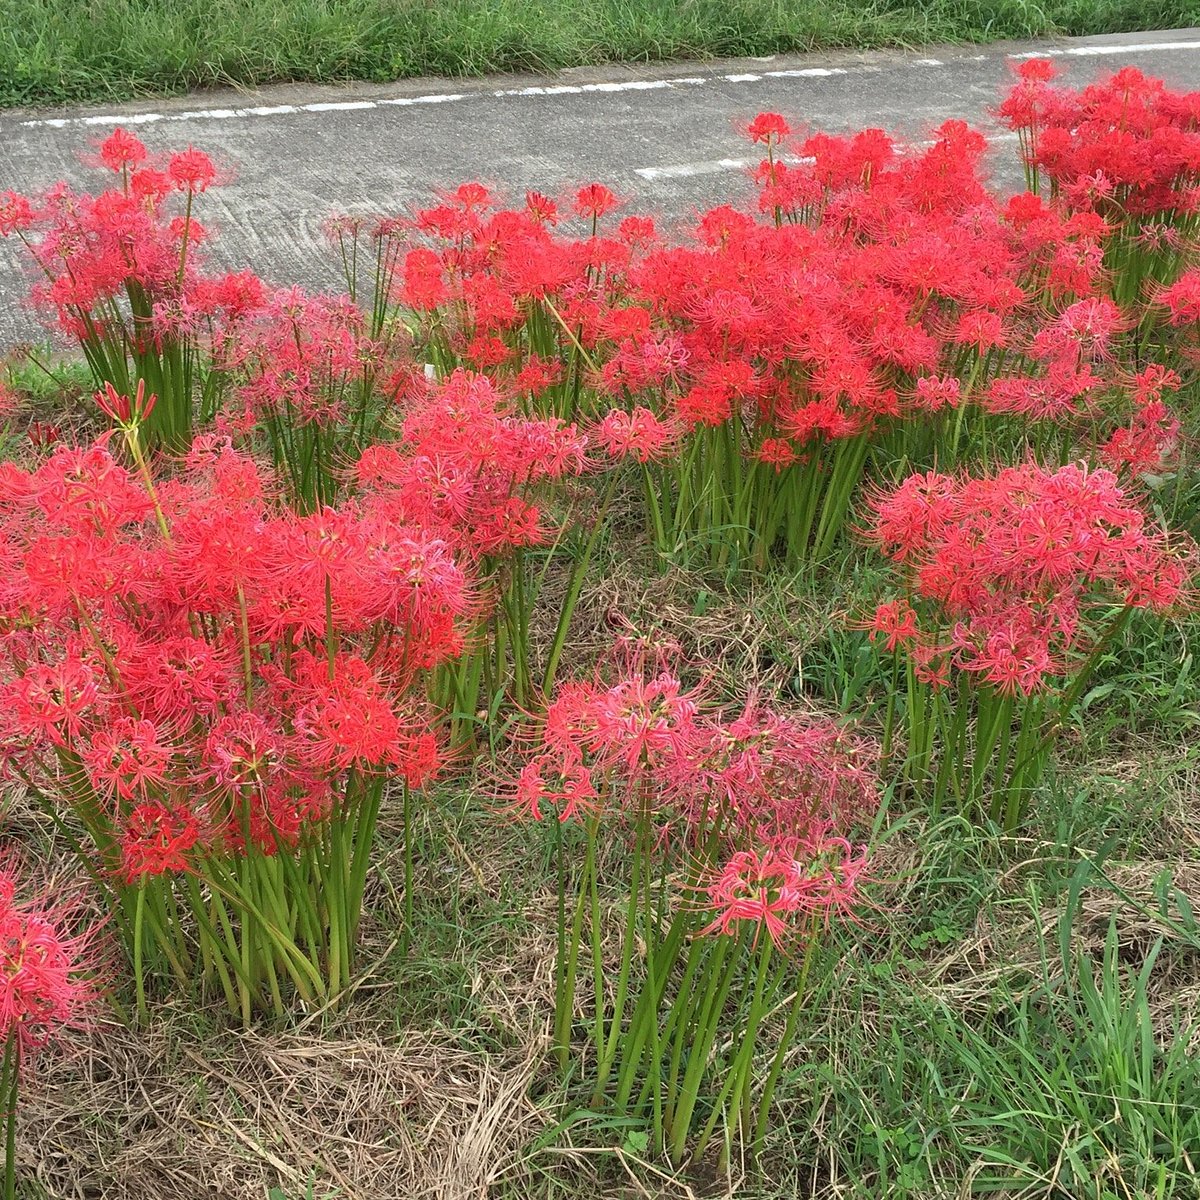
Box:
left=542, top=473, right=615, bottom=694
left=133, top=882, right=148, bottom=1024
left=556, top=815, right=596, bottom=1070
left=669, top=930, right=746, bottom=1163
left=2, top=1032, right=18, bottom=1200
left=692, top=932, right=775, bottom=1163
left=753, top=930, right=819, bottom=1156
left=592, top=796, right=647, bottom=1104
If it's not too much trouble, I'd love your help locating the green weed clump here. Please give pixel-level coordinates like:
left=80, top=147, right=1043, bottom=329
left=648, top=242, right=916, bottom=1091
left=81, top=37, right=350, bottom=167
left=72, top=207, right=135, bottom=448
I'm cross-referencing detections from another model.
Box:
left=0, top=0, right=1194, bottom=108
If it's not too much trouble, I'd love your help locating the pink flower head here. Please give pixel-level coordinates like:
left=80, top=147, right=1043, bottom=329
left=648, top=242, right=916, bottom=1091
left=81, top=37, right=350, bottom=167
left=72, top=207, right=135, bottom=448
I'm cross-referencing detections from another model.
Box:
left=698, top=849, right=798, bottom=945
left=746, top=112, right=791, bottom=145
left=97, top=128, right=148, bottom=173
left=510, top=753, right=598, bottom=823
left=865, top=599, right=921, bottom=652
left=168, top=147, right=217, bottom=192
left=595, top=406, right=679, bottom=464
left=0, top=869, right=96, bottom=1059
left=121, top=804, right=201, bottom=882
left=587, top=671, right=700, bottom=775
left=573, top=183, right=619, bottom=222
left=83, top=718, right=173, bottom=801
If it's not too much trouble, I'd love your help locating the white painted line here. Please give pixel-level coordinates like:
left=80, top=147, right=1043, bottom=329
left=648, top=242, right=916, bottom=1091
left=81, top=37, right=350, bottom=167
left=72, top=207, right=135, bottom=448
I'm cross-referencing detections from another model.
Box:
left=95, top=112, right=163, bottom=125
left=636, top=157, right=752, bottom=180
left=496, top=77, right=705, bottom=97
left=495, top=85, right=582, bottom=96
left=587, top=80, right=668, bottom=92
left=378, top=93, right=468, bottom=106
left=764, top=68, right=848, bottom=78
left=13, top=40, right=1200, bottom=134
left=636, top=153, right=815, bottom=181
left=79, top=112, right=157, bottom=126
left=1009, top=40, right=1200, bottom=58
left=302, top=101, right=377, bottom=112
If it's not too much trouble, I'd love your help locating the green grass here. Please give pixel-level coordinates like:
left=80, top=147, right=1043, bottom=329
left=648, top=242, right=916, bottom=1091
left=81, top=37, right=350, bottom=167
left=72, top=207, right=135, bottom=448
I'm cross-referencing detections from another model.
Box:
left=0, top=0, right=1196, bottom=109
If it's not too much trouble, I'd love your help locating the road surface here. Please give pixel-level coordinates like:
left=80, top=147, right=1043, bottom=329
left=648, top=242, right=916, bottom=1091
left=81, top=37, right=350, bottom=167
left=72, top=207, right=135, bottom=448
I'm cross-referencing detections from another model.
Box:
left=1, top=28, right=1198, bottom=347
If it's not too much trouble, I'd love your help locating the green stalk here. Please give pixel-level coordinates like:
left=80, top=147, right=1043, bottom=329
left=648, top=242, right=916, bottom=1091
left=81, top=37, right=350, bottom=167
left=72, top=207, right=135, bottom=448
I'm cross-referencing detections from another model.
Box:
left=133, top=882, right=148, bottom=1024
left=184, top=874, right=238, bottom=1013
left=592, top=794, right=647, bottom=1103
left=668, top=930, right=745, bottom=1163
left=615, top=905, right=697, bottom=1114
left=556, top=815, right=596, bottom=1070
left=553, top=818, right=567, bottom=1063
left=1, top=1034, right=17, bottom=1200
left=692, top=933, right=775, bottom=1163
left=401, top=781, right=414, bottom=957
left=969, top=687, right=1014, bottom=820
left=659, top=933, right=711, bottom=1127
left=753, top=931, right=820, bottom=1155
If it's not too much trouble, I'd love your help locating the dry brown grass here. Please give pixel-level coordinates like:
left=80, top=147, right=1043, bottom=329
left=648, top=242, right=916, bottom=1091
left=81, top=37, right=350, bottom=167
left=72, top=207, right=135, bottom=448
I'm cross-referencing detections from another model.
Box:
left=18, top=1021, right=548, bottom=1200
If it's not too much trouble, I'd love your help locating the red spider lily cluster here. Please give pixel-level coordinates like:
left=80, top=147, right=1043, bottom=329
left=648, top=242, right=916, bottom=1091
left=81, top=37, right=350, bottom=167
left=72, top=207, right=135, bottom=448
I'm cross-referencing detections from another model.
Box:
left=390, top=121, right=1045, bottom=566
left=0, top=141, right=217, bottom=332
left=0, top=866, right=97, bottom=1199
left=862, top=460, right=1194, bottom=828
left=355, top=368, right=589, bottom=561
left=0, top=139, right=233, bottom=450
left=355, top=367, right=594, bottom=713
left=998, top=60, right=1200, bottom=221
left=998, top=59, right=1200, bottom=316
left=511, top=648, right=877, bottom=903
left=0, top=869, right=94, bottom=1060
left=0, top=433, right=465, bottom=1017
left=863, top=461, right=1192, bottom=696
left=506, top=637, right=879, bottom=1158
left=0, top=436, right=459, bottom=814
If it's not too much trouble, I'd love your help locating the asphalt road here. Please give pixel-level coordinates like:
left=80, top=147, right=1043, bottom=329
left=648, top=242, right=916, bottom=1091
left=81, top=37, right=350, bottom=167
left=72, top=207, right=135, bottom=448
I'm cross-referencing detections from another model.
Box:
left=1, top=28, right=1198, bottom=348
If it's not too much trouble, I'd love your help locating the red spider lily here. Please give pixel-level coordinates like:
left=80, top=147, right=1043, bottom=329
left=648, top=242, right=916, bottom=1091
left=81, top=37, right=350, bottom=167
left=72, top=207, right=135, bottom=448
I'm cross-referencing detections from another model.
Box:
left=698, top=837, right=871, bottom=944
left=121, top=804, right=202, bottom=881
left=594, top=406, right=681, bottom=463
left=95, top=379, right=158, bottom=427
left=573, top=183, right=620, bottom=222
left=864, top=598, right=921, bottom=652
left=0, top=435, right=467, bottom=1018
left=0, top=869, right=100, bottom=1200
left=745, top=112, right=791, bottom=145
left=507, top=638, right=880, bottom=1162
left=96, top=128, right=148, bottom=173
left=1153, top=269, right=1200, bottom=339
left=997, top=63, right=1200, bottom=219
left=697, top=849, right=798, bottom=944
left=168, top=147, right=218, bottom=193
left=506, top=753, right=599, bottom=823
left=0, top=870, right=97, bottom=1058
left=863, top=461, right=1195, bottom=826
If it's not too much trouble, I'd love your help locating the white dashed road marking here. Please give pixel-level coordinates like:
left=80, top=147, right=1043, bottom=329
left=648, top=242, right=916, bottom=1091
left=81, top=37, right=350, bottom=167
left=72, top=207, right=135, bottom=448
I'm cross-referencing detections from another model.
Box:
left=1009, top=39, right=1200, bottom=58
left=9, top=36, right=1199, bottom=134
